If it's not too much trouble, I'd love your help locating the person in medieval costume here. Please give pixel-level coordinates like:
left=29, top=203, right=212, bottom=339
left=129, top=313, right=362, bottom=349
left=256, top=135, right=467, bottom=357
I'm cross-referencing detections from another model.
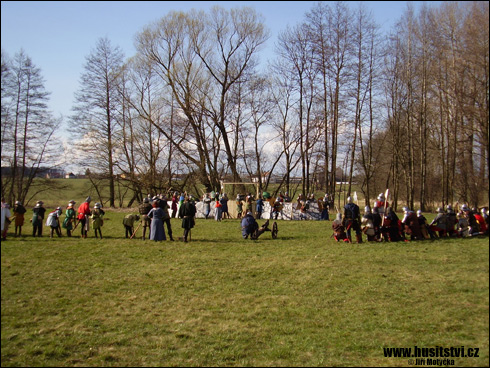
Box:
left=429, top=207, right=447, bottom=238
left=138, top=197, right=153, bottom=240
left=46, top=207, right=63, bottom=238
left=481, top=208, right=489, bottom=235
left=123, top=214, right=140, bottom=238
left=13, top=200, right=27, bottom=237
left=385, top=207, right=402, bottom=242
left=171, top=192, right=179, bottom=218
left=241, top=211, right=271, bottom=240
left=214, top=197, right=222, bottom=221
left=32, top=201, right=46, bottom=237
left=220, top=193, right=230, bottom=219
left=401, top=207, right=423, bottom=241
left=342, top=196, right=362, bottom=243
left=372, top=206, right=382, bottom=241
left=473, top=209, right=487, bottom=236
left=416, top=210, right=434, bottom=239
left=158, top=195, right=174, bottom=241
left=1, top=198, right=12, bottom=241
left=461, top=205, right=480, bottom=236
left=245, top=193, right=254, bottom=214
left=374, top=193, right=389, bottom=217
left=202, top=193, right=212, bottom=219
left=445, top=205, right=458, bottom=237
left=179, top=195, right=196, bottom=242
left=256, top=195, right=264, bottom=220
left=148, top=200, right=165, bottom=241
left=272, top=198, right=283, bottom=220
left=361, top=206, right=376, bottom=242
left=457, top=211, right=470, bottom=237
left=332, top=212, right=348, bottom=242
left=62, top=200, right=77, bottom=237
left=77, top=197, right=92, bottom=238
left=320, top=194, right=330, bottom=221
left=91, top=202, right=105, bottom=239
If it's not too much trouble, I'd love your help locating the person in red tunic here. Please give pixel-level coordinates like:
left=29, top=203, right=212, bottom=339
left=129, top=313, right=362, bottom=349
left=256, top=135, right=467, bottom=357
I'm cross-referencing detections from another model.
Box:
left=77, top=197, right=92, bottom=238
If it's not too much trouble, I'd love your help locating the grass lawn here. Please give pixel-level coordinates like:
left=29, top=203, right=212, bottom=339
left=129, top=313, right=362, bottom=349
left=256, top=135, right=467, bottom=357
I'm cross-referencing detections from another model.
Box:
left=1, top=214, right=488, bottom=367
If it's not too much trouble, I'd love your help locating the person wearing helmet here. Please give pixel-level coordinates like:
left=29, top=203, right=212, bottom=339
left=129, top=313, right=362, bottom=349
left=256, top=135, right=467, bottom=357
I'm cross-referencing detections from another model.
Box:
left=462, top=205, right=480, bottom=236
left=272, top=197, right=283, bottom=220
left=374, top=193, right=389, bottom=216
left=90, top=203, right=105, bottom=239
left=320, top=194, right=330, bottom=221
left=138, top=197, right=153, bottom=240
left=401, top=207, right=423, bottom=241
left=445, top=205, right=457, bottom=237
left=32, top=200, right=46, bottom=237
left=299, top=198, right=309, bottom=220
left=343, top=196, right=362, bottom=243
left=202, top=193, right=212, bottom=219
left=372, top=206, right=382, bottom=241
left=481, top=208, right=489, bottom=235
left=245, top=193, right=254, bottom=214
left=62, top=200, right=77, bottom=237
left=46, top=206, right=63, bottom=238
left=473, top=208, right=487, bottom=236
left=332, top=212, right=348, bottom=242
left=456, top=211, right=470, bottom=237
left=241, top=211, right=271, bottom=240
left=429, top=207, right=447, bottom=238
left=214, top=195, right=223, bottom=222
left=77, top=197, right=92, bottom=239
left=361, top=206, right=376, bottom=241
left=384, top=207, right=402, bottom=242
left=179, top=195, right=196, bottom=242
left=236, top=196, right=244, bottom=220
left=159, top=194, right=174, bottom=241
left=416, top=210, right=434, bottom=239
left=13, top=200, right=27, bottom=237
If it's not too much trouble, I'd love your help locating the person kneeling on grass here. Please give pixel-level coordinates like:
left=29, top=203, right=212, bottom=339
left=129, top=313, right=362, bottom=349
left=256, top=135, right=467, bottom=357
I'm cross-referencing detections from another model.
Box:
left=241, top=211, right=270, bottom=240
left=332, top=213, right=348, bottom=242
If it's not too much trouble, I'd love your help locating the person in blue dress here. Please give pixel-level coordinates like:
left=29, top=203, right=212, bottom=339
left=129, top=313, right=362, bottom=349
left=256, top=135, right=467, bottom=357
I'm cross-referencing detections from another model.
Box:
left=148, top=200, right=166, bottom=241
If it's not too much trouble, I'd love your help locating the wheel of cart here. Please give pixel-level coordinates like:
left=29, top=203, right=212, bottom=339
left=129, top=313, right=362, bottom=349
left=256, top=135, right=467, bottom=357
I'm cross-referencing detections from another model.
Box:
left=272, top=221, right=278, bottom=239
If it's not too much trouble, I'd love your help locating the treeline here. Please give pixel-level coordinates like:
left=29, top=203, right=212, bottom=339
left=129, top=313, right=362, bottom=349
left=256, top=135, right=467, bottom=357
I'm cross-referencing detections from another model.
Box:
left=1, top=1, right=488, bottom=210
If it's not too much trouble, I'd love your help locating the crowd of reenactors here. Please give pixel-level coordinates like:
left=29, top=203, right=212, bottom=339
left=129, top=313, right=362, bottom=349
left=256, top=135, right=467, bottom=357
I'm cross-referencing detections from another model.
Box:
left=332, top=193, right=489, bottom=243
left=0, top=193, right=197, bottom=242
left=2, top=191, right=487, bottom=243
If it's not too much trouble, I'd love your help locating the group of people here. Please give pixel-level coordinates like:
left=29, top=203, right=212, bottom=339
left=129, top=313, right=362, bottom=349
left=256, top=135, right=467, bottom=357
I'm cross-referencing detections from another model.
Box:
left=332, top=193, right=489, bottom=243
left=202, top=192, right=231, bottom=221
left=1, top=193, right=200, bottom=242
left=132, top=193, right=196, bottom=242
left=0, top=197, right=106, bottom=240
left=2, top=191, right=488, bottom=243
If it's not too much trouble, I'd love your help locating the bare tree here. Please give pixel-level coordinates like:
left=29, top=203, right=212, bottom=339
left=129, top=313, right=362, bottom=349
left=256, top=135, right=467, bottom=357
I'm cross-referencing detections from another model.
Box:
left=72, top=37, right=124, bottom=207
left=1, top=49, right=61, bottom=206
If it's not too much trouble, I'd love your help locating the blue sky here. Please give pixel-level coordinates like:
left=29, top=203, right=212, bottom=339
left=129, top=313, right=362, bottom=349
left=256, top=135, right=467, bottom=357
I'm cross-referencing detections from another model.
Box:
left=2, top=1, right=443, bottom=132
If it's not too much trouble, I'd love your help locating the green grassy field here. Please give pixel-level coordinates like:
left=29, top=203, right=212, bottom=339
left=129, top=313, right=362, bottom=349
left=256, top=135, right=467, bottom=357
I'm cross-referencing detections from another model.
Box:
left=1, top=214, right=489, bottom=367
